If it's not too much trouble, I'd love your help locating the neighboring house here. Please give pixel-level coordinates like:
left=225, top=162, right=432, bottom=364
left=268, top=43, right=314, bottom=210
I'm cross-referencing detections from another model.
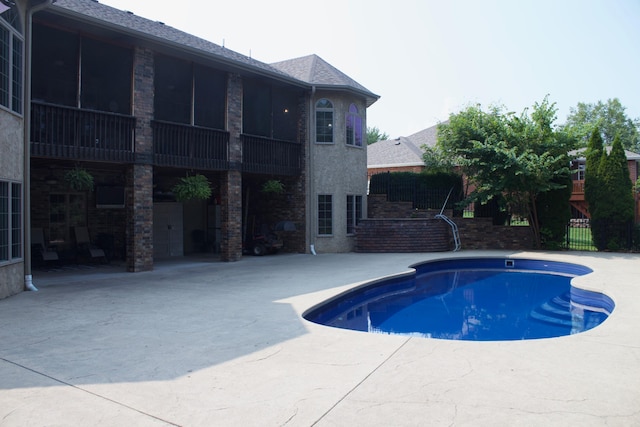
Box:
left=1, top=0, right=378, bottom=299
left=570, top=147, right=640, bottom=222
left=367, top=124, right=438, bottom=179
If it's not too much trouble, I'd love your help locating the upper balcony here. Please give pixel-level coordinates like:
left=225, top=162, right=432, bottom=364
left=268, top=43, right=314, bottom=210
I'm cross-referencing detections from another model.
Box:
left=31, top=101, right=136, bottom=163
left=30, top=103, right=303, bottom=176
left=152, top=120, right=229, bottom=170
left=570, top=180, right=585, bottom=202
left=241, top=134, right=302, bottom=176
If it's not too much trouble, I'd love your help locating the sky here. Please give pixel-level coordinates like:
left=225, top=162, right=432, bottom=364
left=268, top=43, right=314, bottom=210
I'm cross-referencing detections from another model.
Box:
left=100, top=0, right=640, bottom=139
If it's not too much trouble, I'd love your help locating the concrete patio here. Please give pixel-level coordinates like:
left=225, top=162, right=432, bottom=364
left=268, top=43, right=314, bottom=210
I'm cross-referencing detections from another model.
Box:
left=1, top=250, right=638, bottom=426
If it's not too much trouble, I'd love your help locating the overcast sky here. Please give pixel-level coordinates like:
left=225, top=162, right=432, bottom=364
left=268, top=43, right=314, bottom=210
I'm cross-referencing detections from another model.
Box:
left=101, top=0, right=640, bottom=139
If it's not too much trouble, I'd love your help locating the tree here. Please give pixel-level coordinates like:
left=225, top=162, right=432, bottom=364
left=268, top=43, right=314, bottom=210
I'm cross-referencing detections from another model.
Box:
left=563, top=98, right=640, bottom=151
left=584, top=127, right=604, bottom=223
left=591, top=135, right=635, bottom=250
left=367, top=126, right=390, bottom=145
left=437, top=97, right=574, bottom=248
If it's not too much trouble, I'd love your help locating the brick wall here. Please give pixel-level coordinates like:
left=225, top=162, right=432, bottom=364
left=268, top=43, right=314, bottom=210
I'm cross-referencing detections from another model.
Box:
left=362, top=194, right=534, bottom=252
left=356, top=219, right=450, bottom=252
left=220, top=73, right=243, bottom=261
left=457, top=218, right=533, bottom=250
left=126, top=47, right=154, bottom=272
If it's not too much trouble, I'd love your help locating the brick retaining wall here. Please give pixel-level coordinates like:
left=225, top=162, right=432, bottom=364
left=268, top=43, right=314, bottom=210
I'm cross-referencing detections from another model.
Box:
left=360, top=194, right=534, bottom=252
left=355, top=219, right=451, bottom=252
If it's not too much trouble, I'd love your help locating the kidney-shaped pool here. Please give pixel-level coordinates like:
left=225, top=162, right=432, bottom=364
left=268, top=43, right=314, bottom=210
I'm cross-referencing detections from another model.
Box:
left=303, top=258, right=614, bottom=341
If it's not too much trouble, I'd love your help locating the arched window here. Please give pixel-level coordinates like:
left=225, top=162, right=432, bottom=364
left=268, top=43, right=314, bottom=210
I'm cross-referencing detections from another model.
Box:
left=315, top=98, right=333, bottom=143
left=346, top=103, right=362, bottom=147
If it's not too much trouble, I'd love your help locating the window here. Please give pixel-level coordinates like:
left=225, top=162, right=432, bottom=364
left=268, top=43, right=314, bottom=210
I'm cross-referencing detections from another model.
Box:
left=194, top=64, right=226, bottom=130
left=345, top=104, right=363, bottom=147
left=242, top=78, right=299, bottom=140
left=318, top=194, right=333, bottom=235
left=315, top=99, right=333, bottom=143
left=155, top=55, right=192, bottom=124
left=0, top=8, right=23, bottom=114
left=0, top=181, right=22, bottom=262
left=346, top=195, right=363, bottom=234
left=81, top=38, right=132, bottom=114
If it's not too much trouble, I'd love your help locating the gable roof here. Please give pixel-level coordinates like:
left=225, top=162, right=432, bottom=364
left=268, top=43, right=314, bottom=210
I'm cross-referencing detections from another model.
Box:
left=271, top=54, right=379, bottom=107
left=367, top=123, right=440, bottom=168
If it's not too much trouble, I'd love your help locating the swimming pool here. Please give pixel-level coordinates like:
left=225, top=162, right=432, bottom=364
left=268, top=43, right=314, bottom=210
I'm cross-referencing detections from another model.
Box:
left=303, top=257, right=615, bottom=341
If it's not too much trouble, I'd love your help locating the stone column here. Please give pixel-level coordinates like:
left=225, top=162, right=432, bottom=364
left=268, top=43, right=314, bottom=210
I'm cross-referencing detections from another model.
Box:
left=220, top=73, right=243, bottom=261
left=126, top=46, right=154, bottom=271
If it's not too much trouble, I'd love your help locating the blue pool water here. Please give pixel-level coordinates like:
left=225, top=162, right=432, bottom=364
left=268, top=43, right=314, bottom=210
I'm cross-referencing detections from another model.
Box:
left=304, top=258, right=615, bottom=341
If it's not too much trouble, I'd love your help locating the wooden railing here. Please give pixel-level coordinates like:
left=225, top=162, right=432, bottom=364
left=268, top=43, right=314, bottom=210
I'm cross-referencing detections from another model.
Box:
left=573, top=180, right=585, bottom=194
left=241, top=134, right=302, bottom=175
left=152, top=121, right=229, bottom=170
left=30, top=101, right=136, bottom=163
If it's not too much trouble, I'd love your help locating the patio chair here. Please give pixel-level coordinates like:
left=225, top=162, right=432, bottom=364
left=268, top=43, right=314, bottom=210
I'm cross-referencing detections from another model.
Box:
left=73, top=226, right=107, bottom=262
left=31, top=228, right=59, bottom=263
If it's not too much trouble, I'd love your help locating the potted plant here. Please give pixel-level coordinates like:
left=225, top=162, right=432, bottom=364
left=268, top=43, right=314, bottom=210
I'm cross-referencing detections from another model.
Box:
left=172, top=174, right=212, bottom=201
left=64, top=167, right=94, bottom=192
left=262, top=179, right=285, bottom=194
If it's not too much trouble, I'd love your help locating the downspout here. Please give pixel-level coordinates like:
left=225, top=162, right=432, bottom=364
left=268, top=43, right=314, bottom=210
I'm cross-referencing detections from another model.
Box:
left=308, top=86, right=316, bottom=255
left=23, top=0, right=54, bottom=291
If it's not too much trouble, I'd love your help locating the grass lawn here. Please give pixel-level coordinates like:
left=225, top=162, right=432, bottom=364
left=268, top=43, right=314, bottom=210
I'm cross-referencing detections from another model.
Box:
left=567, top=226, right=597, bottom=251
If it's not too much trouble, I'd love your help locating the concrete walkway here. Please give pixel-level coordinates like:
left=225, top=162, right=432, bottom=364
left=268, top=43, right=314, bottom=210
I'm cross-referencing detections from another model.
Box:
left=1, top=250, right=638, bottom=426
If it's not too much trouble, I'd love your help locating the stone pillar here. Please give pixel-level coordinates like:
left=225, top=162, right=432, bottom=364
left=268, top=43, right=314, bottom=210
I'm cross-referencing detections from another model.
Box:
left=220, top=73, right=243, bottom=261
left=127, top=46, right=154, bottom=271
left=126, top=164, right=153, bottom=271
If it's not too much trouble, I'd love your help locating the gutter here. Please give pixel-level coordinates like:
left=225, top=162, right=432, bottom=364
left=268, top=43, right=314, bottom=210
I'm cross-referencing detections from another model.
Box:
left=23, top=0, right=54, bottom=292
left=308, top=86, right=316, bottom=255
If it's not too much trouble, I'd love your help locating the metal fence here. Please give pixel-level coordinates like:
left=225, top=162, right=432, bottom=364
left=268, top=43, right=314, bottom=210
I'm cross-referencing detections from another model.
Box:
left=564, top=219, right=638, bottom=251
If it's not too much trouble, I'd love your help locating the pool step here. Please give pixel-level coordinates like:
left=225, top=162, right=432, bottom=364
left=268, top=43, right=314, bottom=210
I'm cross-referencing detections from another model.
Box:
left=529, top=292, right=575, bottom=328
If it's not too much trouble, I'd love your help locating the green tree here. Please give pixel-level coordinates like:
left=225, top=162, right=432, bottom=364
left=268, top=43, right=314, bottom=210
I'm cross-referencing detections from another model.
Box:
left=591, top=135, right=635, bottom=250
left=421, top=144, right=456, bottom=173
left=563, top=98, right=640, bottom=151
left=438, top=97, right=573, bottom=248
left=367, top=126, right=390, bottom=145
left=584, top=127, right=604, bottom=222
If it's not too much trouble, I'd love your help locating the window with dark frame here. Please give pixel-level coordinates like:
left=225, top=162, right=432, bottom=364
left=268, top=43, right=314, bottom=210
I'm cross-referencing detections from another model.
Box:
left=346, top=103, right=363, bottom=147
left=0, top=181, right=22, bottom=262
left=318, top=194, right=333, bottom=235
left=315, top=98, right=333, bottom=143
left=0, top=9, right=23, bottom=115
left=346, top=194, right=362, bottom=234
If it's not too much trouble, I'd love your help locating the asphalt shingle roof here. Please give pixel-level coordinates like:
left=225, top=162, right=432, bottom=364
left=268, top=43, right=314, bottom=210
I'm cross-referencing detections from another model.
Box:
left=48, top=0, right=307, bottom=85
left=271, top=54, right=379, bottom=106
left=367, top=123, right=440, bottom=168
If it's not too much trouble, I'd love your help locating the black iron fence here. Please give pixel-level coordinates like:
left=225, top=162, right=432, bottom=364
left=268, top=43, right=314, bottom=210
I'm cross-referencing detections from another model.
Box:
left=564, top=219, right=639, bottom=251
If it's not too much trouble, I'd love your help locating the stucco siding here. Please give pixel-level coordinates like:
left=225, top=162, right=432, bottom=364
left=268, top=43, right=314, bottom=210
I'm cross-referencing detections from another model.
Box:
left=310, top=92, right=368, bottom=253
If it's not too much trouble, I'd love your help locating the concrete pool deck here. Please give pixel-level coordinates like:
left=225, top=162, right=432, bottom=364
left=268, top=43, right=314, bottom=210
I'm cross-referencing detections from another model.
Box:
left=0, top=250, right=638, bottom=426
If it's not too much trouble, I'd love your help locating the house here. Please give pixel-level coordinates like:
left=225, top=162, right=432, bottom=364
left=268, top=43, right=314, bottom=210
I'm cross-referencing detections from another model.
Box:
left=570, top=147, right=640, bottom=222
left=367, top=124, right=438, bottom=179
left=0, top=0, right=378, bottom=299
